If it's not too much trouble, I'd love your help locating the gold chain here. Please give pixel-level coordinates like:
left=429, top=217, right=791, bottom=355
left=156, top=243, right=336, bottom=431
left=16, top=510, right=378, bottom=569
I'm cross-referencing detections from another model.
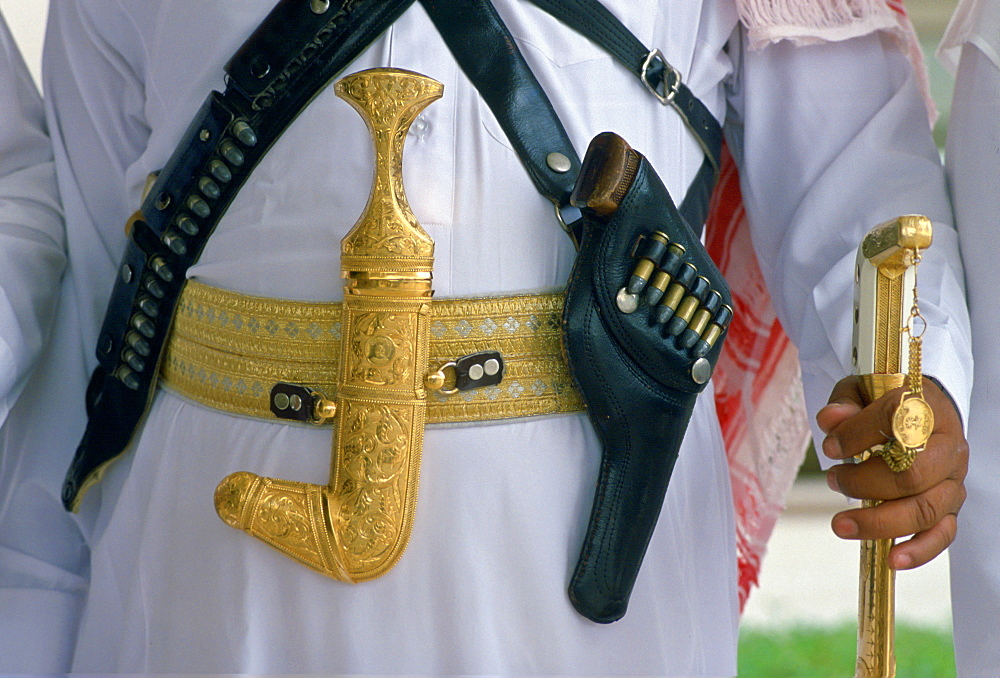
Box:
left=879, top=249, right=934, bottom=472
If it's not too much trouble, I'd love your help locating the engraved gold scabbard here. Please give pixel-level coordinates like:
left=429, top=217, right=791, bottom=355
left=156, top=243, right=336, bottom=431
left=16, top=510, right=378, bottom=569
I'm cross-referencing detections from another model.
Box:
left=851, top=215, right=933, bottom=678
left=214, top=69, right=443, bottom=582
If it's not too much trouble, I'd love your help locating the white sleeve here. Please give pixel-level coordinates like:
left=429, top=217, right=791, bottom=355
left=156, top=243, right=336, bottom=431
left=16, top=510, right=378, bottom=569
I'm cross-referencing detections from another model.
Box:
left=725, top=29, right=972, bottom=446
left=944, top=36, right=1000, bottom=677
left=0, top=4, right=149, bottom=672
left=0, top=12, right=64, bottom=427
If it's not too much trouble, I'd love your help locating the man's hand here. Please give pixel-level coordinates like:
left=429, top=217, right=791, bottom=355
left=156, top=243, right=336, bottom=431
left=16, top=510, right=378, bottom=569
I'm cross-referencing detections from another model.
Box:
left=816, top=376, right=968, bottom=570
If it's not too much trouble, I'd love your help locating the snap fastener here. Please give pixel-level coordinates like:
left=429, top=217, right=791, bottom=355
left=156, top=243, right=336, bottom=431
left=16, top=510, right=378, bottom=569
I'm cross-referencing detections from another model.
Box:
left=546, top=152, right=572, bottom=173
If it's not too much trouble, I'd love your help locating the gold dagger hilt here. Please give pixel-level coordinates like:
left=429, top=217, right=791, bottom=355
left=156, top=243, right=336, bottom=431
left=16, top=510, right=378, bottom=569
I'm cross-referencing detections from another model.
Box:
left=852, top=215, right=933, bottom=678
left=214, top=69, right=443, bottom=583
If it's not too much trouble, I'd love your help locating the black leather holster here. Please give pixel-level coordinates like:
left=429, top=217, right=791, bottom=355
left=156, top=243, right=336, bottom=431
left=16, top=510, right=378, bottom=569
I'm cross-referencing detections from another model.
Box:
left=563, top=132, right=732, bottom=622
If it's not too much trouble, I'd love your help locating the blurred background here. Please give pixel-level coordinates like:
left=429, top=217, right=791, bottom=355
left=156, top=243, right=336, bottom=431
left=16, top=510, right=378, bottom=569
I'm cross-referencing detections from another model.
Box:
left=0, top=1, right=962, bottom=675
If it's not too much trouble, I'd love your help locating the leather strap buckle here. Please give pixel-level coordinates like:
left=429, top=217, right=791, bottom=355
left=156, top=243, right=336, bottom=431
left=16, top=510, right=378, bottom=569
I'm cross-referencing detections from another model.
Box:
left=641, top=48, right=681, bottom=106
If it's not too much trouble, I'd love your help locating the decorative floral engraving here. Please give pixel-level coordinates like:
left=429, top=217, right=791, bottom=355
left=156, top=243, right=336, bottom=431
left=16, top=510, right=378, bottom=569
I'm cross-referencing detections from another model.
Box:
left=255, top=488, right=319, bottom=560
left=337, top=402, right=413, bottom=565
left=336, top=71, right=440, bottom=262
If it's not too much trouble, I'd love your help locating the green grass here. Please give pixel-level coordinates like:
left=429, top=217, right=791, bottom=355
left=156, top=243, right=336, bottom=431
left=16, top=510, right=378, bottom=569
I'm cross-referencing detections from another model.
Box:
left=738, top=623, right=955, bottom=677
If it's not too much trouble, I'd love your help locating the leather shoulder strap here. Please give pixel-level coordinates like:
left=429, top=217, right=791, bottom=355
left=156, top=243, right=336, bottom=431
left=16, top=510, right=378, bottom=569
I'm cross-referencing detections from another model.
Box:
left=63, top=0, right=415, bottom=510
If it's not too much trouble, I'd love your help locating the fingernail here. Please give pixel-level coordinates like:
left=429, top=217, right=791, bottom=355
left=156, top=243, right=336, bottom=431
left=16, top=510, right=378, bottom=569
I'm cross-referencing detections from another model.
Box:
left=822, top=435, right=842, bottom=459
left=833, top=516, right=859, bottom=538
left=891, top=553, right=913, bottom=570
left=826, top=471, right=840, bottom=494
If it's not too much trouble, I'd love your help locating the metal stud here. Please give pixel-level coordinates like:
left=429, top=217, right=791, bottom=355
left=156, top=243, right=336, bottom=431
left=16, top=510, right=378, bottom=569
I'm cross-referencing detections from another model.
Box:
left=484, top=358, right=501, bottom=376
left=221, top=141, right=245, bottom=167
left=273, top=392, right=290, bottom=410
left=186, top=195, right=211, bottom=219
left=198, top=177, right=221, bottom=200
left=616, top=287, right=640, bottom=314
left=691, top=358, right=712, bottom=385
left=121, top=265, right=134, bottom=284
left=546, top=152, right=572, bottom=174
left=209, top=159, right=232, bottom=183
left=468, top=364, right=485, bottom=381
left=232, top=120, right=258, bottom=147
left=199, top=129, right=211, bottom=142
left=250, top=58, right=270, bottom=79
left=100, top=335, right=114, bottom=356
left=311, top=0, right=331, bottom=13
left=289, top=394, right=303, bottom=411
left=154, top=192, right=172, bottom=210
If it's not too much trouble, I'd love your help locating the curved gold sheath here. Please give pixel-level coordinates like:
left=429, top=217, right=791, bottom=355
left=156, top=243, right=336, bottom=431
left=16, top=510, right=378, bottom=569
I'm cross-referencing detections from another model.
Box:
left=215, top=68, right=443, bottom=582
left=852, top=215, right=932, bottom=678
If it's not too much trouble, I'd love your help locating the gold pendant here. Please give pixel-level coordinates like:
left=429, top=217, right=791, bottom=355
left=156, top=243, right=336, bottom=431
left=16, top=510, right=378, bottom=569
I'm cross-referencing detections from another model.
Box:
left=892, top=394, right=933, bottom=451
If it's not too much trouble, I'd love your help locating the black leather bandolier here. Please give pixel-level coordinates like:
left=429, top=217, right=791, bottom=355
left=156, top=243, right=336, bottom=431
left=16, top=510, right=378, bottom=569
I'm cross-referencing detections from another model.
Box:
left=64, top=0, right=732, bottom=623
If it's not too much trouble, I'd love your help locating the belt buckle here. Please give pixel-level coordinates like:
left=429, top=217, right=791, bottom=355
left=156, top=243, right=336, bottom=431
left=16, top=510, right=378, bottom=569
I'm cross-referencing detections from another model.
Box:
left=641, top=48, right=682, bottom=106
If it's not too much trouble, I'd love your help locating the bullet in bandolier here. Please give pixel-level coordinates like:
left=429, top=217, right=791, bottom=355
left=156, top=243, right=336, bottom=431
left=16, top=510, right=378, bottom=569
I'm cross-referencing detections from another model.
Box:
left=144, top=276, right=166, bottom=299
left=138, top=296, right=160, bottom=318
left=131, top=313, right=156, bottom=339
left=187, top=195, right=211, bottom=219
left=220, top=140, right=245, bottom=166
left=644, top=242, right=686, bottom=305
left=115, top=366, right=141, bottom=391
left=209, top=159, right=232, bottom=183
left=667, top=275, right=710, bottom=337
left=232, top=120, right=259, bottom=147
left=692, top=303, right=734, bottom=358
left=199, top=176, right=221, bottom=200
left=126, top=330, right=151, bottom=357
left=123, top=349, right=146, bottom=373
left=655, top=262, right=697, bottom=324
left=177, top=214, right=200, bottom=236
left=681, top=289, right=722, bottom=348
left=150, top=256, right=174, bottom=282
left=627, top=231, right=670, bottom=294
left=163, top=232, right=188, bottom=256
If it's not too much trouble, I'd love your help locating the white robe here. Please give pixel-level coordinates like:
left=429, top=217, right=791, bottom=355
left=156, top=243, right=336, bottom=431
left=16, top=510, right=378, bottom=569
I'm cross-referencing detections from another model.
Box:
left=941, top=1, right=1000, bottom=675
left=0, top=1, right=971, bottom=674
left=0, top=11, right=63, bottom=428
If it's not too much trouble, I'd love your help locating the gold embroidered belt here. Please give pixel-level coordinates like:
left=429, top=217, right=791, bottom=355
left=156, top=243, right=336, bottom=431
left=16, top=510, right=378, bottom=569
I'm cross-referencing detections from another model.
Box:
left=160, top=279, right=585, bottom=425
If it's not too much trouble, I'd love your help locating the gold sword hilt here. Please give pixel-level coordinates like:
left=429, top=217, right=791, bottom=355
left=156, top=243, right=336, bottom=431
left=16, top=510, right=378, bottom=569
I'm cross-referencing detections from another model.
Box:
left=214, top=69, right=443, bottom=582
left=851, top=215, right=933, bottom=678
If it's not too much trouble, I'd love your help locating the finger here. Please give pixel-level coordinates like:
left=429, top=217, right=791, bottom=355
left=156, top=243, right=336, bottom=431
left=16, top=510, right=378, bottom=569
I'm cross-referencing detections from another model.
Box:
left=822, top=377, right=964, bottom=462
left=816, top=376, right=865, bottom=435
left=888, top=514, right=959, bottom=570
left=821, top=386, right=904, bottom=460
left=830, top=478, right=965, bottom=541
left=827, top=432, right=967, bottom=501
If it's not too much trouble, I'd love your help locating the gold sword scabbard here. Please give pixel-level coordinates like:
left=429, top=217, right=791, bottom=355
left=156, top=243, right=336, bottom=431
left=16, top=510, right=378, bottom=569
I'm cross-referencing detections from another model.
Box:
left=851, top=215, right=933, bottom=678
left=214, top=69, right=443, bottom=582
left=332, top=68, right=441, bottom=580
